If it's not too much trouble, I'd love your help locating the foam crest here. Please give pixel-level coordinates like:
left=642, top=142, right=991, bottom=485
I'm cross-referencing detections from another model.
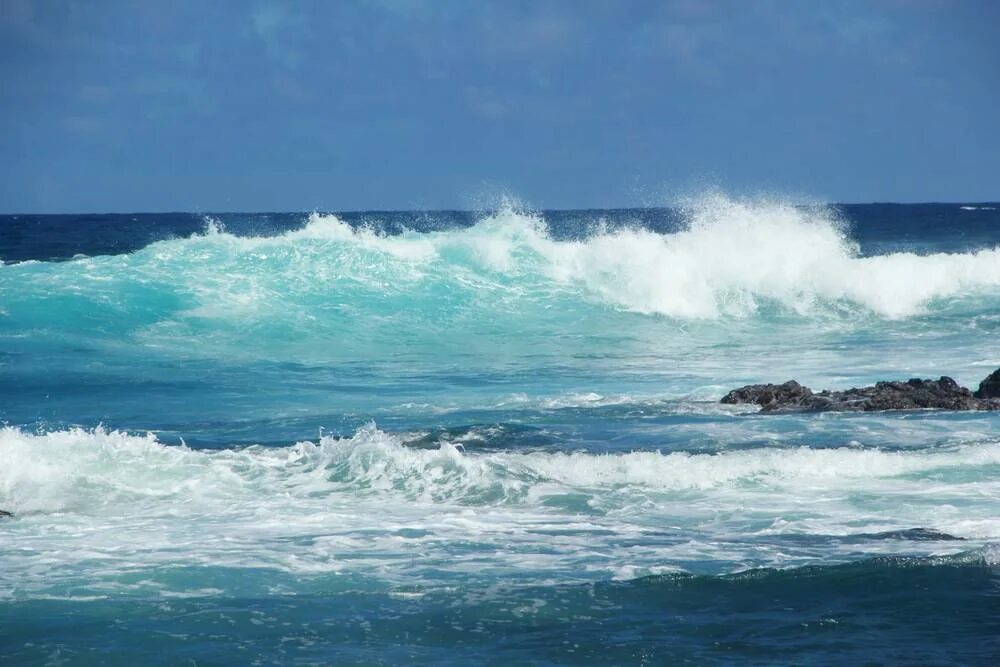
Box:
left=5, top=195, right=996, bottom=330
left=530, top=441, right=1000, bottom=490
left=0, top=195, right=1000, bottom=359
left=279, top=195, right=1000, bottom=319
left=3, top=425, right=998, bottom=514
left=3, top=425, right=998, bottom=595
left=0, top=425, right=523, bottom=513
left=546, top=194, right=1000, bottom=318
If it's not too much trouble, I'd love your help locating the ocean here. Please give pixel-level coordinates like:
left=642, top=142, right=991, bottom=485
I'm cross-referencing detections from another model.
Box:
left=1, top=195, right=999, bottom=665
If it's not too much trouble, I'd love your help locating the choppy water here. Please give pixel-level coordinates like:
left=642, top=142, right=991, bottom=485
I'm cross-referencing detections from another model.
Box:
left=2, top=195, right=999, bottom=665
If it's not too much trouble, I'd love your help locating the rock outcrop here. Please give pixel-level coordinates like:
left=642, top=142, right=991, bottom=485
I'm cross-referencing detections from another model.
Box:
left=722, top=369, right=1000, bottom=413
left=0, top=510, right=12, bottom=519
left=975, top=368, right=1000, bottom=399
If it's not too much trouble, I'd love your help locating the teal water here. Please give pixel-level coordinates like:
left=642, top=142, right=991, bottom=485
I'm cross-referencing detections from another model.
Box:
left=1, top=196, right=999, bottom=664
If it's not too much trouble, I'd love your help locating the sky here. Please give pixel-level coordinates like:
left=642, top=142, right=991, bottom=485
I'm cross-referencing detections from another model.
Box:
left=1, top=0, right=998, bottom=213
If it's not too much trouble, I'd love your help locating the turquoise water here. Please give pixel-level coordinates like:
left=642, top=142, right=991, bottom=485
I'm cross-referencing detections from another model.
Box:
left=2, top=196, right=999, bottom=664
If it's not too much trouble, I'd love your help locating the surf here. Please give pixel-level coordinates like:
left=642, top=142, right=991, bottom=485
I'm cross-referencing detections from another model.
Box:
left=2, top=195, right=999, bottom=335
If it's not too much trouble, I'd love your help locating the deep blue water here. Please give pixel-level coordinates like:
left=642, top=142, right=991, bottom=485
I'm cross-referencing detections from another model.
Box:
left=1, top=196, right=999, bottom=664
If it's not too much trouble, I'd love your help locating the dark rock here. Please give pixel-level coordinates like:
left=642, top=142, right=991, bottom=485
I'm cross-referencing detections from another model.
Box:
left=721, top=380, right=814, bottom=411
left=975, top=368, right=1000, bottom=399
left=0, top=510, right=12, bottom=519
left=721, top=368, right=1000, bottom=413
left=843, top=377, right=981, bottom=411
left=856, top=528, right=964, bottom=542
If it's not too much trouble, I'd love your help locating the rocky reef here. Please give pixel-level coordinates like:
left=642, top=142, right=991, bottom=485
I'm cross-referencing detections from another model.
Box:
left=0, top=509, right=12, bottom=519
left=721, top=368, right=1000, bottom=413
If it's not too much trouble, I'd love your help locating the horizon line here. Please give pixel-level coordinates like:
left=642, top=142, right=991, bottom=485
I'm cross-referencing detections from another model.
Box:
left=3, top=200, right=999, bottom=217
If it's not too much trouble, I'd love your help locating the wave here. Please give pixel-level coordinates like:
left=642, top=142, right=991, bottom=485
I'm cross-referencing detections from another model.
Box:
left=3, top=423, right=998, bottom=517
left=2, top=195, right=998, bottom=335
left=2, top=424, right=998, bottom=597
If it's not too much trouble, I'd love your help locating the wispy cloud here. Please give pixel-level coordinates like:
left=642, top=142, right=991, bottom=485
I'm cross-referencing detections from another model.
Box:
left=251, top=2, right=305, bottom=69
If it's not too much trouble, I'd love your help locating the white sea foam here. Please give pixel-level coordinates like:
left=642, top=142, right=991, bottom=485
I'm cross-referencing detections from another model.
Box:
left=4, top=195, right=999, bottom=377
left=4, top=424, right=997, bottom=512
left=178, top=193, right=1000, bottom=320
left=1, top=425, right=998, bottom=598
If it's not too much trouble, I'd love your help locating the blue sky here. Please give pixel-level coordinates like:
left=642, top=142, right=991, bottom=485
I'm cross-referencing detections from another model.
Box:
left=1, top=0, right=998, bottom=212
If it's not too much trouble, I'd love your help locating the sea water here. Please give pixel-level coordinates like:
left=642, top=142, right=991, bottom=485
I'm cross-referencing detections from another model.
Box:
left=1, top=195, right=999, bottom=664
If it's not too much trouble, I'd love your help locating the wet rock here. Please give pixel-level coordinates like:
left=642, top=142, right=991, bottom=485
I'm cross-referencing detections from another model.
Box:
left=721, top=381, right=826, bottom=411
left=856, top=528, right=964, bottom=542
left=721, top=368, right=1000, bottom=413
left=974, top=368, right=1000, bottom=399
left=0, top=510, right=12, bottom=519
left=834, top=377, right=981, bottom=411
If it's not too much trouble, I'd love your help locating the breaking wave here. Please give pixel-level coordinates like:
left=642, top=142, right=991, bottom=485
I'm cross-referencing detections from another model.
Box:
left=2, top=424, right=998, bottom=595
left=3, top=423, right=998, bottom=517
left=2, top=195, right=998, bottom=336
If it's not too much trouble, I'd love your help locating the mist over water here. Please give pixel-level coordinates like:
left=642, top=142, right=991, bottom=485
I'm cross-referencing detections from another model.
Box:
left=2, top=195, right=999, bottom=664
